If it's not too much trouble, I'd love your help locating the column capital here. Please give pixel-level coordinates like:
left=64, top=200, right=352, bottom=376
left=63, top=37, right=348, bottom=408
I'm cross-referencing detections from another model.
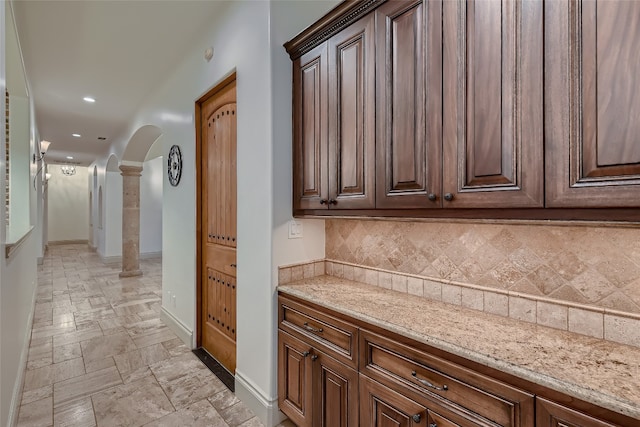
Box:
left=119, top=164, right=143, bottom=176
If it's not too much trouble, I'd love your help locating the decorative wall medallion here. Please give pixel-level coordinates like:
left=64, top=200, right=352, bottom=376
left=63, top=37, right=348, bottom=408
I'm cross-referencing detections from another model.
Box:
left=167, top=144, right=182, bottom=186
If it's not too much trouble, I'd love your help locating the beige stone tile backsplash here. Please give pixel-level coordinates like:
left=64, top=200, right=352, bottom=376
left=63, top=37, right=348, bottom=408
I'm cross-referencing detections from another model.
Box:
left=325, top=219, right=640, bottom=314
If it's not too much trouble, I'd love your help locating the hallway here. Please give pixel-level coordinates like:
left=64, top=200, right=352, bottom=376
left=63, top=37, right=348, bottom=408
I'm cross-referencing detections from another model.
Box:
left=16, top=244, right=265, bottom=427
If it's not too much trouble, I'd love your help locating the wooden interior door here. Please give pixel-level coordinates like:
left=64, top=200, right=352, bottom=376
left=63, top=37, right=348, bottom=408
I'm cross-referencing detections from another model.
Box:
left=198, top=75, right=237, bottom=373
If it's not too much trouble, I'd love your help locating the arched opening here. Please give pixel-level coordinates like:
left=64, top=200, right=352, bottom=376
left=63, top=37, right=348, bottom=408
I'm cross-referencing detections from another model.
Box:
left=118, top=125, right=163, bottom=277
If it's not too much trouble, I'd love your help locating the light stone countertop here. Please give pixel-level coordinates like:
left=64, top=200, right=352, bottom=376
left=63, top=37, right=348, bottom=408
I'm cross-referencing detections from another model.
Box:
left=278, top=276, right=640, bottom=421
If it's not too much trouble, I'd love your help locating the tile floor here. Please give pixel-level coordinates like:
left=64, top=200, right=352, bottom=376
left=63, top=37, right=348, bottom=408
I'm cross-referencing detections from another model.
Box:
left=16, top=244, right=293, bottom=427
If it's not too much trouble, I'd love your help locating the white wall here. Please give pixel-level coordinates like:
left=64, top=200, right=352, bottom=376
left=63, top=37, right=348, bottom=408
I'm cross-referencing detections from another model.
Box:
left=47, top=165, right=89, bottom=242
left=1, top=2, right=42, bottom=425
left=91, top=1, right=339, bottom=425
left=101, top=170, right=122, bottom=259
left=140, top=156, right=162, bottom=255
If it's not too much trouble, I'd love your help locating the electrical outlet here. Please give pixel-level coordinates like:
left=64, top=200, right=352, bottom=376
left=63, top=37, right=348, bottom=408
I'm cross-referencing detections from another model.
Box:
left=288, top=220, right=303, bottom=239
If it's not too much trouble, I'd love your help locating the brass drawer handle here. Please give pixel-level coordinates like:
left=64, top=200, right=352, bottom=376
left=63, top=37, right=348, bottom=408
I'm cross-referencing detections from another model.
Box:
left=303, top=322, right=323, bottom=334
left=411, top=371, right=448, bottom=391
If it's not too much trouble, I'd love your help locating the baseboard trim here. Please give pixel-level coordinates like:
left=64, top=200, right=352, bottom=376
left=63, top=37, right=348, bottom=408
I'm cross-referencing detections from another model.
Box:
left=235, top=370, right=286, bottom=427
left=8, top=279, right=39, bottom=426
left=48, top=239, right=89, bottom=246
left=99, top=252, right=162, bottom=265
left=160, top=307, right=193, bottom=348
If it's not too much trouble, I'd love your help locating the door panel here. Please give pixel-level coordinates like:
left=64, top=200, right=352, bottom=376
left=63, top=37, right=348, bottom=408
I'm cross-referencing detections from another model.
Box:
left=360, top=374, right=426, bottom=427
left=199, top=78, right=237, bottom=373
left=376, top=0, right=442, bottom=209
left=443, top=0, right=543, bottom=208
left=546, top=0, right=640, bottom=207
left=328, top=14, right=376, bottom=209
left=279, top=331, right=313, bottom=427
left=314, top=352, right=358, bottom=427
left=294, top=43, right=329, bottom=210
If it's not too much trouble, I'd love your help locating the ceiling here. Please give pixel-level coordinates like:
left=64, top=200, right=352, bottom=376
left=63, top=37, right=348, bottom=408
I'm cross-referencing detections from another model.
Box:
left=11, top=0, right=225, bottom=166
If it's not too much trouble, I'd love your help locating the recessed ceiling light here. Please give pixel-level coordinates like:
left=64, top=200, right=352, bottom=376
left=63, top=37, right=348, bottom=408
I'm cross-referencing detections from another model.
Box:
left=66, top=156, right=74, bottom=160
left=83, top=97, right=96, bottom=103
left=72, top=133, right=81, bottom=137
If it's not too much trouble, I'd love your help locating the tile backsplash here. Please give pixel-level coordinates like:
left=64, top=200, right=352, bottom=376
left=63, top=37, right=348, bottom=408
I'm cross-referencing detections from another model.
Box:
left=325, top=219, right=640, bottom=314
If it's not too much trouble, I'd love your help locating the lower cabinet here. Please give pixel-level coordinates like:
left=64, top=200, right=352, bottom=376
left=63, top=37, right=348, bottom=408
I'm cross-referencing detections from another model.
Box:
left=278, top=330, right=358, bottom=427
left=536, top=398, right=617, bottom=427
left=278, top=294, right=634, bottom=427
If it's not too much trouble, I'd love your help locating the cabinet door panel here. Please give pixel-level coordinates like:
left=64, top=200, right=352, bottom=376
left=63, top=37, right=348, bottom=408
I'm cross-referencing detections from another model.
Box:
left=536, top=398, right=616, bottom=427
left=376, top=0, right=442, bottom=208
left=314, top=352, right=358, bottom=427
left=546, top=0, right=640, bottom=207
left=278, top=331, right=313, bottom=427
left=328, top=15, right=375, bottom=209
left=360, top=374, right=426, bottom=427
left=443, top=0, right=543, bottom=208
left=293, top=43, right=328, bottom=210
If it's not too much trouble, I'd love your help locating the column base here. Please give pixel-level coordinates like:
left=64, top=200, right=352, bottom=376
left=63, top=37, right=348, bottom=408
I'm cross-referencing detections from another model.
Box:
left=119, top=270, right=143, bottom=278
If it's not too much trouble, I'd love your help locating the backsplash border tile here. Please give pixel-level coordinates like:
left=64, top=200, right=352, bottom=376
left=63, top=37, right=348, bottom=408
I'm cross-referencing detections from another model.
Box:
left=278, top=259, right=640, bottom=349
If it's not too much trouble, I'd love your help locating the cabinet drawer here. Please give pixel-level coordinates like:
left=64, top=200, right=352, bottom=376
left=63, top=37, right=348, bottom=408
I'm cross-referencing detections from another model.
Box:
left=360, top=330, right=534, bottom=427
left=279, top=296, right=358, bottom=368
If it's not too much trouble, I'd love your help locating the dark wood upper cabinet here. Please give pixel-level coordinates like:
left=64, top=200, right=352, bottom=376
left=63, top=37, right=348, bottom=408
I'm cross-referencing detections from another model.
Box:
left=328, top=14, right=376, bottom=209
left=545, top=0, right=640, bottom=207
left=442, top=0, right=544, bottom=208
left=293, top=43, right=329, bottom=211
left=375, top=0, right=442, bottom=209
left=288, top=0, right=640, bottom=219
left=291, top=13, right=375, bottom=211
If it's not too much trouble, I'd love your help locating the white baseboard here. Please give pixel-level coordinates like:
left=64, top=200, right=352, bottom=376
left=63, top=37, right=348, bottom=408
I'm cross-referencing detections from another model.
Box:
left=48, top=239, right=89, bottom=246
left=235, top=370, right=286, bottom=427
left=8, top=280, right=39, bottom=426
left=99, top=251, right=162, bottom=265
left=160, top=307, right=193, bottom=348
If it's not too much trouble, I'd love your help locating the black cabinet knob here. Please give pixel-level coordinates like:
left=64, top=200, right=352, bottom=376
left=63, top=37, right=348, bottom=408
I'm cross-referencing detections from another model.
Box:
left=329, top=199, right=337, bottom=205
left=427, top=193, right=436, bottom=201
left=412, top=414, right=421, bottom=423
left=319, top=199, right=327, bottom=205
left=444, top=193, right=454, bottom=201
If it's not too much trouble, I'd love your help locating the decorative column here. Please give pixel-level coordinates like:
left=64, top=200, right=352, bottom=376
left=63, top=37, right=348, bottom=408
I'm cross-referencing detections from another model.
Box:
left=119, top=164, right=143, bottom=278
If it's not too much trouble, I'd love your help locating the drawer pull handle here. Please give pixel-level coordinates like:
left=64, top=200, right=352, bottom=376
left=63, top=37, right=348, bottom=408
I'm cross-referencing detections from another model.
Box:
left=303, top=322, right=323, bottom=333
left=311, top=354, right=318, bottom=361
left=301, top=351, right=310, bottom=357
left=411, top=371, right=448, bottom=391
left=412, top=414, right=421, bottom=423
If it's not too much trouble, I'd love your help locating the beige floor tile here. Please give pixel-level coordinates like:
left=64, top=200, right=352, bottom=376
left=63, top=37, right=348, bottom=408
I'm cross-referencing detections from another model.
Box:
left=16, top=397, right=53, bottom=427
left=125, top=318, right=169, bottom=338
left=53, top=343, right=82, bottom=364
left=84, top=356, right=116, bottom=374
left=238, top=418, right=265, bottom=427
left=54, top=397, right=96, bottom=427
left=208, top=389, right=240, bottom=412
left=80, top=332, right=137, bottom=362
left=91, top=377, right=174, bottom=427
left=219, top=402, right=256, bottom=427
left=53, top=366, right=122, bottom=408
left=53, top=328, right=103, bottom=348
left=142, top=399, right=228, bottom=427
left=132, top=329, right=177, bottom=349
left=54, top=357, right=86, bottom=382
left=149, top=353, right=209, bottom=384
left=20, top=385, right=53, bottom=406
left=159, top=371, right=227, bottom=410
left=161, top=339, right=192, bottom=357
left=23, top=365, right=55, bottom=392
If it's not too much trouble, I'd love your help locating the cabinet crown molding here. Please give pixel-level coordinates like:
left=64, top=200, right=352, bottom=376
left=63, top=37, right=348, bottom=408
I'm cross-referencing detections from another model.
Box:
left=284, top=0, right=385, bottom=59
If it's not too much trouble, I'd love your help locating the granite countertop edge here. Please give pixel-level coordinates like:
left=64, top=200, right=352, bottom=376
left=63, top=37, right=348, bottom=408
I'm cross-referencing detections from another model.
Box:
left=278, top=278, right=640, bottom=420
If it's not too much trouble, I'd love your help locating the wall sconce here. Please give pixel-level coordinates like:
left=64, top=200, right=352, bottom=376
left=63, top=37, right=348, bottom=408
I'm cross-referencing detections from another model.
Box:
left=33, top=140, right=52, bottom=189
left=33, top=140, right=51, bottom=163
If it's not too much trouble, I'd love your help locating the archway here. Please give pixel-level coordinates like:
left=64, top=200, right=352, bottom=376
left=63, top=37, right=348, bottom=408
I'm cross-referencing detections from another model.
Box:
left=119, top=125, right=163, bottom=277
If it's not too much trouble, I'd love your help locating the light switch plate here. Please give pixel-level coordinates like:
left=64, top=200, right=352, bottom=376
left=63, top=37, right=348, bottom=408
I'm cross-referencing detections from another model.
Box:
left=288, top=220, right=303, bottom=239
